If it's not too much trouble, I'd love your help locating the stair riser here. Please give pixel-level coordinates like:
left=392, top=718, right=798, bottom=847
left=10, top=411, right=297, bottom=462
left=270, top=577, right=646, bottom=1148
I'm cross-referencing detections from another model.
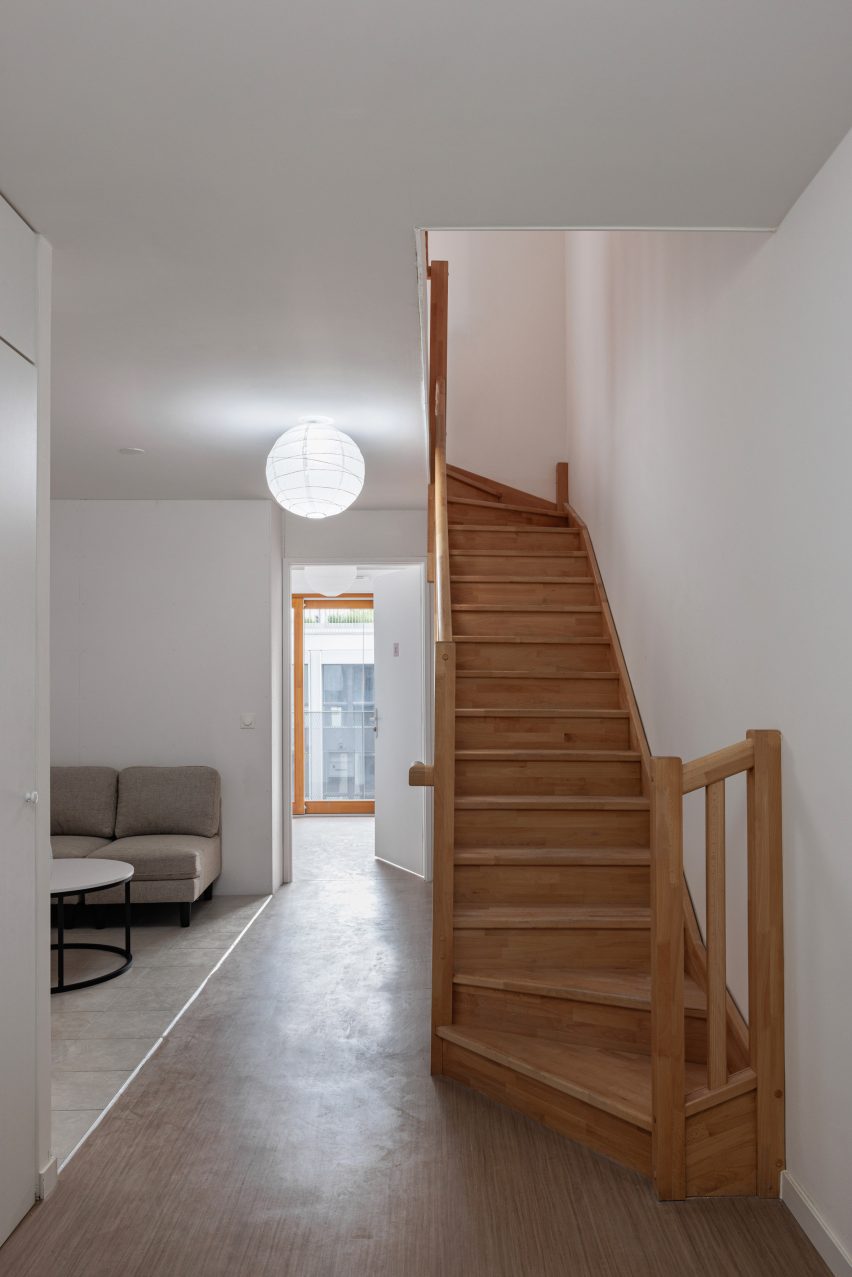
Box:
left=453, top=609, right=604, bottom=638
left=456, top=714, right=631, bottom=750
left=457, top=677, right=621, bottom=710
left=454, top=808, right=650, bottom=849
left=451, top=987, right=710, bottom=1065
left=450, top=553, right=591, bottom=578
left=454, top=927, right=650, bottom=971
left=453, top=986, right=651, bottom=1053
left=441, top=1041, right=652, bottom=1176
left=446, top=477, right=503, bottom=501
left=455, top=758, right=642, bottom=798
left=456, top=641, right=614, bottom=673
left=448, top=501, right=572, bottom=528
left=452, top=581, right=599, bottom=606
left=454, top=864, right=650, bottom=906
left=449, top=528, right=583, bottom=553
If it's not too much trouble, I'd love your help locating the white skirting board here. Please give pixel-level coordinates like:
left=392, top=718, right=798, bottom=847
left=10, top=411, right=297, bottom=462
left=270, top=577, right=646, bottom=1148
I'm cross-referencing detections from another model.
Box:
left=37, top=1156, right=57, bottom=1201
left=781, top=1172, right=852, bottom=1277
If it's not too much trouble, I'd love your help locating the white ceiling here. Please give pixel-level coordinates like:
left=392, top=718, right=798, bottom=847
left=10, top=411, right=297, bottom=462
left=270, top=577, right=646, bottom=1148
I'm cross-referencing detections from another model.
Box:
left=3, top=1, right=852, bottom=505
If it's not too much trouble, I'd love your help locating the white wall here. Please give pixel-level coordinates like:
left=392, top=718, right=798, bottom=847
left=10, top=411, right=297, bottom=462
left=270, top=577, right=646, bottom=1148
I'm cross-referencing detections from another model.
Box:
left=563, top=134, right=852, bottom=1265
left=283, top=508, right=426, bottom=563
left=51, top=500, right=283, bottom=895
left=428, top=230, right=567, bottom=501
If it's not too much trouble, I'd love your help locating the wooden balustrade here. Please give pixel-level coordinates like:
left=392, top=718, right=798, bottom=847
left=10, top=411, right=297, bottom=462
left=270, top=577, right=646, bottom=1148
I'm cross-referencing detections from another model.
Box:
left=650, top=729, right=784, bottom=1199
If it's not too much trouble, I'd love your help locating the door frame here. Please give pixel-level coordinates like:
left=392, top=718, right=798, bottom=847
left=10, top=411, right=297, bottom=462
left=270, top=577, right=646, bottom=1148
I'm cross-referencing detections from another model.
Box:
left=291, top=592, right=376, bottom=816
left=282, top=560, right=432, bottom=884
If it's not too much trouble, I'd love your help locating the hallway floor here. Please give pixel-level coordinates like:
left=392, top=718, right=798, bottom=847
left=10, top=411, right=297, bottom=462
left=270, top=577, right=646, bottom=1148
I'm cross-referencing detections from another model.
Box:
left=1, top=818, right=827, bottom=1276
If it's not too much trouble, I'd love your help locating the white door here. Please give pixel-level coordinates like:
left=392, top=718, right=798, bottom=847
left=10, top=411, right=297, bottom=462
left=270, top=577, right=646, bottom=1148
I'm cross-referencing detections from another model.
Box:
left=373, top=565, right=427, bottom=874
left=0, top=341, right=38, bottom=1241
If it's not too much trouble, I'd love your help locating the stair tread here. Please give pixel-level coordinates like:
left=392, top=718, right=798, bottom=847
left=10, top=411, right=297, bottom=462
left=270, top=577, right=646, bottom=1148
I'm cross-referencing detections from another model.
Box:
left=453, top=603, right=601, bottom=613
left=454, top=905, right=651, bottom=929
left=449, top=524, right=579, bottom=534
left=454, top=846, right=650, bottom=865
left=456, top=708, right=630, bottom=718
left=456, top=749, right=640, bottom=761
left=452, top=967, right=706, bottom=1014
left=451, top=550, right=588, bottom=557
left=438, top=1027, right=708, bottom=1129
left=454, top=637, right=611, bottom=646
left=453, top=575, right=595, bottom=584
left=448, top=497, right=571, bottom=519
left=456, top=794, right=650, bottom=810
left=457, top=670, right=617, bottom=679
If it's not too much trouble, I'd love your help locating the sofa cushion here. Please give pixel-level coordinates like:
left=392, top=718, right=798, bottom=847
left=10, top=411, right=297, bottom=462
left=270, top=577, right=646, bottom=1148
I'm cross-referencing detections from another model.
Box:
left=51, top=835, right=112, bottom=859
left=115, top=766, right=221, bottom=839
left=51, top=766, right=118, bottom=838
left=106, top=834, right=221, bottom=882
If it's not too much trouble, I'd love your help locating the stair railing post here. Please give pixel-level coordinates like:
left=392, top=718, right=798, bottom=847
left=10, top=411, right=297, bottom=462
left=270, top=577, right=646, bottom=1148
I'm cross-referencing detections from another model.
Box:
left=746, top=729, right=785, bottom=1196
left=431, top=640, right=456, bottom=1071
left=650, top=755, right=686, bottom=1199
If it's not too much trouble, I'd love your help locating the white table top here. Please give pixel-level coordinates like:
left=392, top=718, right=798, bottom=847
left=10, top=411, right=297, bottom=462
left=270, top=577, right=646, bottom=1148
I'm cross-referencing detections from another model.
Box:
left=50, top=857, right=134, bottom=895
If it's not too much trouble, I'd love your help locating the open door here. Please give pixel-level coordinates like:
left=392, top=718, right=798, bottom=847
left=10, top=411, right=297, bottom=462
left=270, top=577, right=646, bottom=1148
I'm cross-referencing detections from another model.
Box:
left=373, top=565, right=427, bottom=874
left=0, top=342, right=39, bottom=1241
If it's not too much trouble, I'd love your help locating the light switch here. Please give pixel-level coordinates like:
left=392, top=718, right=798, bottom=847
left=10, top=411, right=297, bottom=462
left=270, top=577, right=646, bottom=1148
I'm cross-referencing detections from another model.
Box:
left=240, top=713, right=256, bottom=729
left=393, top=642, right=400, bottom=657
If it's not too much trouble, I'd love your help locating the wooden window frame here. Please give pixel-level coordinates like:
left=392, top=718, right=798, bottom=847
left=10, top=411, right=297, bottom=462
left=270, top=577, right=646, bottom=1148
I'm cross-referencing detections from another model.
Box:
left=292, top=594, right=375, bottom=816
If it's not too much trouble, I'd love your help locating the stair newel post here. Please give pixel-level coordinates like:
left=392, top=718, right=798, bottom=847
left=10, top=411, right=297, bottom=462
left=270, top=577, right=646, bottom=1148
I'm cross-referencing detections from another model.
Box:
left=650, top=756, right=686, bottom=1200
left=746, top=729, right=785, bottom=1196
left=431, top=640, right=456, bottom=1071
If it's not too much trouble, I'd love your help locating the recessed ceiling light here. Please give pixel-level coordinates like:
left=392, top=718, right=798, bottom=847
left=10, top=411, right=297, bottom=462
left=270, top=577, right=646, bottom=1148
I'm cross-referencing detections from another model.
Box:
left=119, top=447, right=146, bottom=454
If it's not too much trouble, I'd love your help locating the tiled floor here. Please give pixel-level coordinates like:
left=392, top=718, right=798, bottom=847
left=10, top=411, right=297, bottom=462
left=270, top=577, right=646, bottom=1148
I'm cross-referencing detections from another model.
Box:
left=51, top=894, right=269, bottom=1165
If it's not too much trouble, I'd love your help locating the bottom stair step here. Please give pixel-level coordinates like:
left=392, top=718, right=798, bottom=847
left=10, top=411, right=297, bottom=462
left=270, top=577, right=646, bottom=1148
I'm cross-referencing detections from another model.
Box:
left=438, top=1025, right=706, bottom=1131
left=438, top=1025, right=655, bottom=1129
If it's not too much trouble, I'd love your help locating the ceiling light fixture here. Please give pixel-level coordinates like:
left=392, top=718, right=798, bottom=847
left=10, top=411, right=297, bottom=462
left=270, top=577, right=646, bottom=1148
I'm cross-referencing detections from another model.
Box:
left=266, top=419, right=365, bottom=519
left=302, top=564, right=359, bottom=597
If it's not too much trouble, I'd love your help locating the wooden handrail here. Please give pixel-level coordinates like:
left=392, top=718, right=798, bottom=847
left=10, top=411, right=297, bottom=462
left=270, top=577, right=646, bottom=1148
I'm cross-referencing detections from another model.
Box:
left=650, top=729, right=783, bottom=1199
left=434, top=424, right=452, bottom=644
left=428, top=261, right=448, bottom=475
left=681, top=739, right=754, bottom=794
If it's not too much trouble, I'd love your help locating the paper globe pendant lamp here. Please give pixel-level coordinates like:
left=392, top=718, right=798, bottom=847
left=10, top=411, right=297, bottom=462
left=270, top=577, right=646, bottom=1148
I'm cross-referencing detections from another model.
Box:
left=266, top=420, right=365, bottom=518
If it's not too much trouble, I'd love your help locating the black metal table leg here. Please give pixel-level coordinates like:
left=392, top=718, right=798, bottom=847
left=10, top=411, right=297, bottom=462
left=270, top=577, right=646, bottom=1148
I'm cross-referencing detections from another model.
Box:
left=51, top=877, right=134, bottom=994
left=57, top=893, right=65, bottom=992
left=124, top=880, right=132, bottom=959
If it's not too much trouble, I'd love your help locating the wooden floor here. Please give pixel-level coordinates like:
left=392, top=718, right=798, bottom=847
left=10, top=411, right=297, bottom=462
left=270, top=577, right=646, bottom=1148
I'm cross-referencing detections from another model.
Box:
left=0, top=819, right=827, bottom=1276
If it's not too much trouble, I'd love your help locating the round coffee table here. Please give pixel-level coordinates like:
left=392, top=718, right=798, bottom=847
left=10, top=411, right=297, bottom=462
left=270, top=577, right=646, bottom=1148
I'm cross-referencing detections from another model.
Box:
left=50, top=858, right=134, bottom=994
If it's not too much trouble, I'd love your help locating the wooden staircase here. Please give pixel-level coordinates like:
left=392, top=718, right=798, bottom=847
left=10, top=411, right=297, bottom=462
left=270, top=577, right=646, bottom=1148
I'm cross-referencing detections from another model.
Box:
left=411, top=259, right=785, bottom=1201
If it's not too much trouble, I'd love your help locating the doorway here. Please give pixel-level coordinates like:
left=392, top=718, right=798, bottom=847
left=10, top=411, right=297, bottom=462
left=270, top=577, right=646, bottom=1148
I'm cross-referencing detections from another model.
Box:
left=288, top=563, right=430, bottom=879
left=292, top=593, right=376, bottom=816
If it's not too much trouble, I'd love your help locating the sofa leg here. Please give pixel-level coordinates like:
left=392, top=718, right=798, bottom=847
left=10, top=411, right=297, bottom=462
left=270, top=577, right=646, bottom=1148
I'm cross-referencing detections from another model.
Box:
left=202, top=883, right=214, bottom=902
left=179, top=902, right=191, bottom=928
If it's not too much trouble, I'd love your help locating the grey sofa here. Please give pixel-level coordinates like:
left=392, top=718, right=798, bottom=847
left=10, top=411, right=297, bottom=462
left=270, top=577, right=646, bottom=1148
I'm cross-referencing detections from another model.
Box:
left=51, top=765, right=222, bottom=926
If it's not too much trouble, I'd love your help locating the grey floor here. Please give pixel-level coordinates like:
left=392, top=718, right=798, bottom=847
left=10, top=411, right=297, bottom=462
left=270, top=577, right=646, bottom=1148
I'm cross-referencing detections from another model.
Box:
left=0, top=817, right=828, bottom=1276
